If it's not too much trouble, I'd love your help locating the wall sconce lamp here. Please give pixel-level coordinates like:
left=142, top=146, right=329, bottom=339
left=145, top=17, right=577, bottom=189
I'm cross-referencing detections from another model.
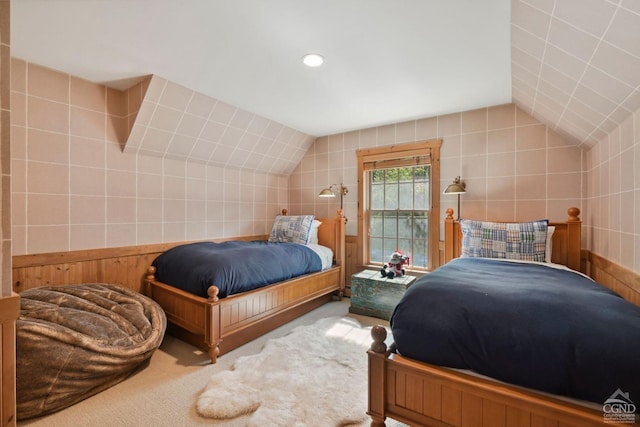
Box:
left=319, top=183, right=349, bottom=214
left=443, top=176, right=466, bottom=219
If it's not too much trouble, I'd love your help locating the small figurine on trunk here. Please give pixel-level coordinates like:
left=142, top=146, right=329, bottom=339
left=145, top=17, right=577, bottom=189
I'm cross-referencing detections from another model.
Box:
left=381, top=251, right=410, bottom=279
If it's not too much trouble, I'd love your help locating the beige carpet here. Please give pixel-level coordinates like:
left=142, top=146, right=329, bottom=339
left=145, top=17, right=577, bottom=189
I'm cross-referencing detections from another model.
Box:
left=18, top=299, right=407, bottom=427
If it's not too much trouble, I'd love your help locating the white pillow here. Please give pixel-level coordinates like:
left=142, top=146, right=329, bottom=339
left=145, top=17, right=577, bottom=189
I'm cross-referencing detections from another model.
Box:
left=545, top=226, right=555, bottom=263
left=308, top=220, right=322, bottom=244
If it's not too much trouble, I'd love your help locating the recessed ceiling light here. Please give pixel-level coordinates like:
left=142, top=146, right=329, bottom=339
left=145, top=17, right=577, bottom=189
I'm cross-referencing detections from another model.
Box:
left=302, top=53, right=324, bottom=67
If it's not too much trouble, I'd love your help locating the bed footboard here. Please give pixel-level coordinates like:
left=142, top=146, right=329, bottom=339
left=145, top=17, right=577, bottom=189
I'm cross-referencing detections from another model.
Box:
left=146, top=267, right=222, bottom=362
left=145, top=210, right=346, bottom=364
left=146, top=266, right=342, bottom=363
left=367, top=326, right=615, bottom=427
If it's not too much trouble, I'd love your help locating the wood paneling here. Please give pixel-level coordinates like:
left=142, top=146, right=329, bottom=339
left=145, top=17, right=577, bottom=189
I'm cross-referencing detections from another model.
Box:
left=370, top=353, right=610, bottom=427
left=587, top=251, right=640, bottom=306
left=344, top=236, right=358, bottom=296
left=0, top=294, right=19, bottom=427
left=12, top=235, right=267, bottom=294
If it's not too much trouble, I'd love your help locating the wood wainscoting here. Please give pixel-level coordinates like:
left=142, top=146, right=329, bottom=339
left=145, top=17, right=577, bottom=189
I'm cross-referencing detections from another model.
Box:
left=12, top=236, right=267, bottom=294
left=1, top=293, right=20, bottom=427
left=344, top=236, right=358, bottom=296
left=12, top=238, right=640, bottom=306
left=586, top=251, right=640, bottom=306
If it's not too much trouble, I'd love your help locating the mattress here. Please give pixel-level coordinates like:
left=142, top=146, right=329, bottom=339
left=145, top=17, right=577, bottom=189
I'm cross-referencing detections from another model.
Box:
left=151, top=240, right=327, bottom=298
left=390, top=257, right=640, bottom=404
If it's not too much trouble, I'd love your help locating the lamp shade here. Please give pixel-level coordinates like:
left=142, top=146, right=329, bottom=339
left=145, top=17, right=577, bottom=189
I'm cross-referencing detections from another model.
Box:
left=443, top=176, right=466, bottom=194
left=318, top=187, right=336, bottom=197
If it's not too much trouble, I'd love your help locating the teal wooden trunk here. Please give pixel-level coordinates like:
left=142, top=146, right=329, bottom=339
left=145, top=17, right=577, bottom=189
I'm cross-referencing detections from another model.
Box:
left=349, top=270, right=416, bottom=320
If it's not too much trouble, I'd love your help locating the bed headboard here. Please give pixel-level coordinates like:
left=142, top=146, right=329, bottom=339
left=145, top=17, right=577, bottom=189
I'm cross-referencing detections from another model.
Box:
left=313, top=211, right=346, bottom=289
left=279, top=209, right=346, bottom=268
left=317, top=215, right=346, bottom=265
left=444, top=207, right=582, bottom=272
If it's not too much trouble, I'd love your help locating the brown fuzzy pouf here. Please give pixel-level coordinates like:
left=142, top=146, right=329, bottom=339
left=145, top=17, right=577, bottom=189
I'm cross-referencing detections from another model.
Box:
left=16, top=283, right=166, bottom=420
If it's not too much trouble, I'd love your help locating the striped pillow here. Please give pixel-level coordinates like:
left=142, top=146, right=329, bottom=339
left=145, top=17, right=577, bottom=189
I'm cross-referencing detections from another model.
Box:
left=268, top=215, right=315, bottom=244
left=460, top=219, right=549, bottom=262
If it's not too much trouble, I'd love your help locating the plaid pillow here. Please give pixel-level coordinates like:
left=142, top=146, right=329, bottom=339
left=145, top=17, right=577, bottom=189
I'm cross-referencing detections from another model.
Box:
left=460, top=219, right=549, bottom=262
left=268, top=215, right=315, bottom=244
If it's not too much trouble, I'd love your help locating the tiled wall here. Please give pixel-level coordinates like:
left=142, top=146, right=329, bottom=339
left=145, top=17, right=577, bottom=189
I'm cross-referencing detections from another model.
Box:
left=289, top=103, right=584, bottom=238
left=13, top=59, right=637, bottom=275
left=10, top=60, right=289, bottom=255
left=586, top=107, right=640, bottom=272
left=0, top=0, right=10, bottom=296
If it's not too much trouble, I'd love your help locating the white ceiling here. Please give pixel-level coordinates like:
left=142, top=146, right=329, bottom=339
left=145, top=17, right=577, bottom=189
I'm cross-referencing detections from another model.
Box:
left=10, top=0, right=640, bottom=147
left=10, top=0, right=512, bottom=137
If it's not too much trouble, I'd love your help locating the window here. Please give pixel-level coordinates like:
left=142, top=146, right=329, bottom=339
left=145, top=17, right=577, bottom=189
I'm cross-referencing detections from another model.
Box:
left=369, top=164, right=430, bottom=268
left=357, top=140, right=441, bottom=271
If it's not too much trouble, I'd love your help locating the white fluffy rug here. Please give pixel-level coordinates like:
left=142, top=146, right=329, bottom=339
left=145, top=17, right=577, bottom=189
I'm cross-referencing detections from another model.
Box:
left=196, top=316, right=376, bottom=426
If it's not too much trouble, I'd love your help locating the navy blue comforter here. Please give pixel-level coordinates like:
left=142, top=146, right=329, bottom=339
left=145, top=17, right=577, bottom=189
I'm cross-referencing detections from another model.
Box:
left=152, top=241, right=322, bottom=298
left=390, top=257, right=640, bottom=404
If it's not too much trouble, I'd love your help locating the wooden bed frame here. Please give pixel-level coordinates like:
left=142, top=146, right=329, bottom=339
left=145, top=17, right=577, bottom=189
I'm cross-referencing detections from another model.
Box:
left=367, top=207, right=637, bottom=427
left=145, top=210, right=346, bottom=363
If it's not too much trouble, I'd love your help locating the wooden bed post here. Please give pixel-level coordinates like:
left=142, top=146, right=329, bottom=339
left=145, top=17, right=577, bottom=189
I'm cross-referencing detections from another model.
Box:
left=145, top=266, right=156, bottom=297
left=444, top=208, right=457, bottom=264
left=203, top=286, right=221, bottom=363
left=336, top=209, right=346, bottom=296
left=367, top=325, right=389, bottom=427
left=565, top=207, right=582, bottom=272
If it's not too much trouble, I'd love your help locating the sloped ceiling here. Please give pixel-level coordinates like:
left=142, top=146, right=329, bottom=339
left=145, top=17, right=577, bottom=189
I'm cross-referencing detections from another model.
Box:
left=511, top=0, right=640, bottom=148
left=124, top=75, right=315, bottom=176
left=9, top=0, right=640, bottom=159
